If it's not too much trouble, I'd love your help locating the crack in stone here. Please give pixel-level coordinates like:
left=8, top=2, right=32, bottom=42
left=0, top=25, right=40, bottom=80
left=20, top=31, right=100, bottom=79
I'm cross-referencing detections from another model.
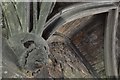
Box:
left=23, top=46, right=36, bottom=68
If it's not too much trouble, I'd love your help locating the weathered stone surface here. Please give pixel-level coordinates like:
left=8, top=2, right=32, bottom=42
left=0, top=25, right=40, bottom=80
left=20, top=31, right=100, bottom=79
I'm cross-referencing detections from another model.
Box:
left=47, top=35, right=92, bottom=78
left=2, top=38, right=25, bottom=78
left=8, top=33, right=49, bottom=72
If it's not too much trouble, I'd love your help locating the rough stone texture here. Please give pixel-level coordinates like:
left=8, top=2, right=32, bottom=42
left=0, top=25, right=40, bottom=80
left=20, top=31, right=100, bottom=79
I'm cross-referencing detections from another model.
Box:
left=47, top=14, right=106, bottom=78
left=47, top=35, right=92, bottom=78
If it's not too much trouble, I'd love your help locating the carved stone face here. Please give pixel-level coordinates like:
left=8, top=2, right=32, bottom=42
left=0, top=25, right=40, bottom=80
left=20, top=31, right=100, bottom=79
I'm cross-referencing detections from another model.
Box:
left=8, top=33, right=49, bottom=72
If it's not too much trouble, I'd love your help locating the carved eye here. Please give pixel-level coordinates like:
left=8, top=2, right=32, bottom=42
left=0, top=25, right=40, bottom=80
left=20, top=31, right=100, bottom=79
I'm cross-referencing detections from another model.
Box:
left=23, top=40, right=35, bottom=48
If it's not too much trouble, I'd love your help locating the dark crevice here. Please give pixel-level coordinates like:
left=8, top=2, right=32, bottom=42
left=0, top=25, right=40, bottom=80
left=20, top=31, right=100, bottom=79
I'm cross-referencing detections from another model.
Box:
left=44, top=46, right=47, bottom=50
left=23, top=47, right=36, bottom=67
left=29, top=2, right=33, bottom=32
left=37, top=2, right=41, bottom=20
